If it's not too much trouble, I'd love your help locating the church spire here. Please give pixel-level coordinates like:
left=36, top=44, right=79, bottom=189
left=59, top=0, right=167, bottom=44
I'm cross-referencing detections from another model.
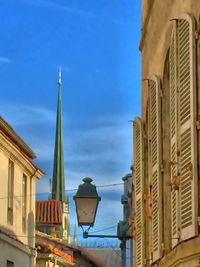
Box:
left=52, top=67, right=65, bottom=202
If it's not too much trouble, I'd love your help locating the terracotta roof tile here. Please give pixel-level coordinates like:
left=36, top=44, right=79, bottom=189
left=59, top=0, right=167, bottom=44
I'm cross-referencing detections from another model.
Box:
left=36, top=200, right=62, bottom=224
left=35, top=231, right=106, bottom=267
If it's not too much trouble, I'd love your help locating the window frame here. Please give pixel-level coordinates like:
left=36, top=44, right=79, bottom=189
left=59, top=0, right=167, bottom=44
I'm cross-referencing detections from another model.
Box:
left=7, top=159, right=14, bottom=225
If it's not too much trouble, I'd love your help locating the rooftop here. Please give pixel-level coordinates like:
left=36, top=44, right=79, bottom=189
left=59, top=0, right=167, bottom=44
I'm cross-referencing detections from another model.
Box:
left=36, top=200, right=62, bottom=225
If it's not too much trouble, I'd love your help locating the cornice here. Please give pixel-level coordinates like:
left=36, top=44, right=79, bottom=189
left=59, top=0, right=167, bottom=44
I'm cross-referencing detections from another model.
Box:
left=0, top=133, right=44, bottom=178
left=0, top=116, right=36, bottom=159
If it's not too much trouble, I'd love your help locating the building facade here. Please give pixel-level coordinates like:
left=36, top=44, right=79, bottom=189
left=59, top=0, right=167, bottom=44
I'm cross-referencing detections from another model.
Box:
left=134, top=1, right=200, bottom=267
left=0, top=116, right=43, bottom=267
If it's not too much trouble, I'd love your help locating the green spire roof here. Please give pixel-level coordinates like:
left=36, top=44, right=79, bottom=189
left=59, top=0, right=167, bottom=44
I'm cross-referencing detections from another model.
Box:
left=52, top=67, right=65, bottom=202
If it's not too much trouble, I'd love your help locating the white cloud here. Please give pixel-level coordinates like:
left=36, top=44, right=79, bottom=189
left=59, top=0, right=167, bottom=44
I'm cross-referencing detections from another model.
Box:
left=33, top=143, right=54, bottom=161
left=0, top=57, right=12, bottom=64
left=0, top=101, right=56, bottom=127
left=36, top=177, right=51, bottom=194
left=69, top=125, right=131, bottom=160
left=36, top=114, right=132, bottom=174
left=20, top=0, right=130, bottom=26
left=1, top=102, right=131, bottom=202
left=29, top=113, right=132, bottom=163
left=21, top=0, right=95, bottom=18
left=26, top=106, right=56, bottom=124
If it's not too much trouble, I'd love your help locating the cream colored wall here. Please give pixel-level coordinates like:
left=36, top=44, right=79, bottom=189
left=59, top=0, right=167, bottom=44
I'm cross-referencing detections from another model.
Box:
left=0, top=237, right=32, bottom=267
left=0, top=132, right=42, bottom=266
left=160, top=258, right=199, bottom=267
left=29, top=177, right=36, bottom=248
left=158, top=236, right=200, bottom=267
left=141, top=0, right=200, bottom=119
left=0, top=149, right=9, bottom=226
left=142, top=0, right=148, bottom=24
left=36, top=258, right=60, bottom=267
left=0, top=145, right=35, bottom=247
left=36, top=260, right=46, bottom=267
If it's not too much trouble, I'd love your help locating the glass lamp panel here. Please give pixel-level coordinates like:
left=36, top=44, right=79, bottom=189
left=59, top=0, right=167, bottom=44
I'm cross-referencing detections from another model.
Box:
left=76, top=198, right=98, bottom=225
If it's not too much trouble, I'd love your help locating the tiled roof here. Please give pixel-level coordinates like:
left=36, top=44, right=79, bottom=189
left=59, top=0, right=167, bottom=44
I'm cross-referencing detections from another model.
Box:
left=36, top=231, right=107, bottom=267
left=36, top=200, right=62, bottom=224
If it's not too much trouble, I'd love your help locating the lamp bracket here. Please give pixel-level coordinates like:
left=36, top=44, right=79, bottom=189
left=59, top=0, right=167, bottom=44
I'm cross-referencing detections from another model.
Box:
left=83, top=231, right=132, bottom=240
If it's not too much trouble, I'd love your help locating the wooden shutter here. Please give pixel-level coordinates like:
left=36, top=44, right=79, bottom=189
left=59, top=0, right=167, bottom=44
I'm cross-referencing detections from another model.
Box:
left=147, top=94, right=153, bottom=264
left=177, top=15, right=198, bottom=240
left=169, top=28, right=180, bottom=248
left=149, top=77, right=163, bottom=262
left=134, top=117, right=145, bottom=267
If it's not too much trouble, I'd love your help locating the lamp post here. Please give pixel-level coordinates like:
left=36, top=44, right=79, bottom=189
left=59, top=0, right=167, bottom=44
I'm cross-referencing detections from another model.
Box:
left=73, top=177, right=132, bottom=240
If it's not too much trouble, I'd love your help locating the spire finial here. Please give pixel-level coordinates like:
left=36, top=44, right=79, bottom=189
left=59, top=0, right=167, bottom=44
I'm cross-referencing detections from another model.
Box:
left=58, top=66, right=62, bottom=86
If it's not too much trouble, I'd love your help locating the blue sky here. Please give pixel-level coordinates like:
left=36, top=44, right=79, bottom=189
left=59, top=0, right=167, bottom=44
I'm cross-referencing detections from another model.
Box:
left=0, top=0, right=141, bottom=241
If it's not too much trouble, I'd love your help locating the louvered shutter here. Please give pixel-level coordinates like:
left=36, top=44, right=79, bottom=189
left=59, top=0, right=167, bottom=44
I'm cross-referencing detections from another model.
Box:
left=169, top=28, right=180, bottom=248
left=177, top=15, right=198, bottom=240
left=149, top=77, right=162, bottom=262
left=134, top=117, right=145, bottom=267
left=147, top=95, right=153, bottom=264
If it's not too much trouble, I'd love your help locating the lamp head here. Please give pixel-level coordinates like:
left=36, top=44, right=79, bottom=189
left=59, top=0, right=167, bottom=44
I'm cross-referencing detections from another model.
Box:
left=73, top=177, right=101, bottom=227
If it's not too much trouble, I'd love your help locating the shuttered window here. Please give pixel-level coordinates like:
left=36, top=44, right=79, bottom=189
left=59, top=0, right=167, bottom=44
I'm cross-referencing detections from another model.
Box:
left=169, top=14, right=198, bottom=245
left=178, top=15, right=198, bottom=240
left=149, top=77, right=163, bottom=262
left=169, top=29, right=180, bottom=248
left=134, top=117, right=145, bottom=267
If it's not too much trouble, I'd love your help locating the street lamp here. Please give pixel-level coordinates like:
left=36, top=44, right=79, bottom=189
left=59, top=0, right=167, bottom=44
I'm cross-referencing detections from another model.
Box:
left=73, top=177, right=101, bottom=227
left=74, top=178, right=132, bottom=240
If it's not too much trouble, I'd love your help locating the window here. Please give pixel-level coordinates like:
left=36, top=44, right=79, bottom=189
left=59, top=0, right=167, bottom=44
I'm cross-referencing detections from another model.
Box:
left=22, top=173, right=27, bottom=232
left=30, top=176, right=32, bottom=211
left=7, top=260, right=14, bottom=267
left=169, top=14, right=198, bottom=246
left=148, top=77, right=163, bottom=262
left=162, top=49, right=172, bottom=253
left=134, top=117, right=145, bottom=267
left=7, top=160, right=14, bottom=224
